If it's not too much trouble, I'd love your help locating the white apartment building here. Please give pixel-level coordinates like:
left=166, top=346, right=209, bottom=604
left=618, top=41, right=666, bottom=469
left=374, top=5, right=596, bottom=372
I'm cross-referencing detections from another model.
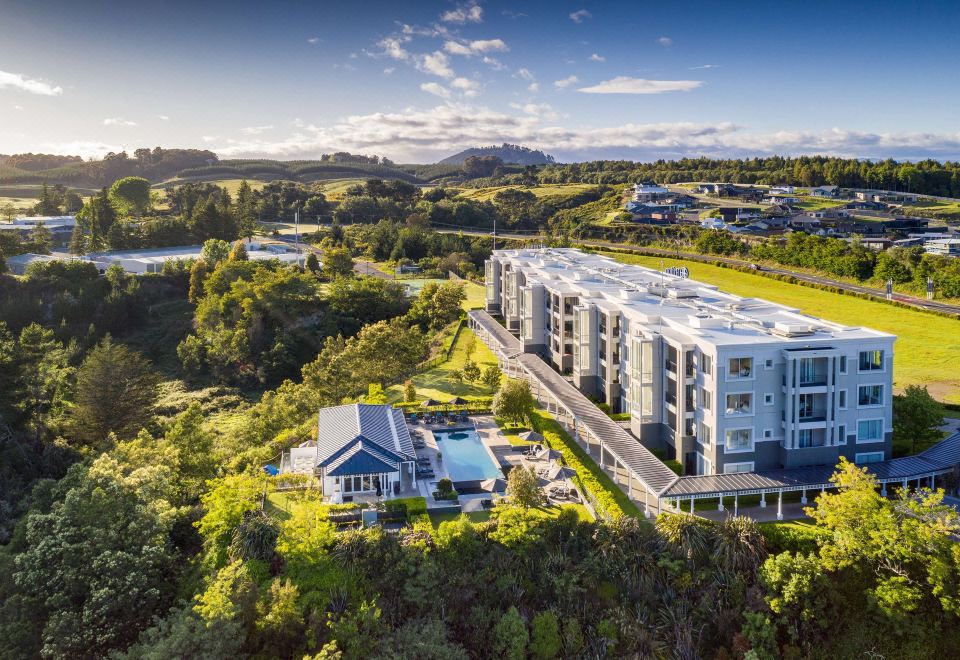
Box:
left=485, top=248, right=895, bottom=476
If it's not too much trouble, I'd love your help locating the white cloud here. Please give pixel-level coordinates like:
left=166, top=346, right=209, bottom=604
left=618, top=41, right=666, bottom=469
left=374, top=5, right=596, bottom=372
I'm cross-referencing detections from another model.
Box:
left=589, top=53, right=606, bottom=62
left=0, top=69, right=63, bottom=96
left=577, top=76, right=702, bottom=94
left=241, top=125, right=274, bottom=135
left=445, top=39, right=509, bottom=56
left=420, top=82, right=451, bottom=98
left=657, top=36, right=673, bottom=47
left=569, top=9, right=592, bottom=23
left=103, top=117, right=138, bottom=126
left=158, top=114, right=170, bottom=121
left=207, top=103, right=960, bottom=163
left=307, top=37, right=321, bottom=45
left=441, top=3, right=483, bottom=23
left=378, top=36, right=411, bottom=61
left=417, top=51, right=455, bottom=78
left=553, top=75, right=579, bottom=89
left=690, top=63, right=719, bottom=70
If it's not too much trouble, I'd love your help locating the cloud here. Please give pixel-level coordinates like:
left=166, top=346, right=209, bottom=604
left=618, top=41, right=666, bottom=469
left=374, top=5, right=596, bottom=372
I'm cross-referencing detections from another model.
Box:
left=420, top=82, right=451, bottom=98
left=0, top=69, right=63, bottom=96
left=417, top=51, right=455, bottom=78
left=569, top=9, right=592, bottom=23
left=103, top=117, right=138, bottom=126
left=307, top=37, right=321, bottom=45
left=207, top=103, right=960, bottom=163
left=589, top=53, right=606, bottom=62
left=241, top=125, right=274, bottom=135
left=553, top=75, right=579, bottom=89
left=690, top=64, right=719, bottom=70
left=657, top=36, right=673, bottom=47
left=441, top=3, right=483, bottom=23
left=443, top=39, right=509, bottom=56
left=577, top=76, right=702, bottom=94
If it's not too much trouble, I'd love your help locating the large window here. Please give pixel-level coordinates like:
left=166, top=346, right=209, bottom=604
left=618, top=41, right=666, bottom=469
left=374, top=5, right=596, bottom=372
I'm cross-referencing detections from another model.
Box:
left=858, top=350, right=884, bottom=372
left=858, top=385, right=883, bottom=407
left=857, top=419, right=884, bottom=443
left=725, top=428, right=752, bottom=452
left=724, top=461, right=754, bottom=474
left=725, top=392, right=753, bottom=415
left=855, top=452, right=884, bottom=464
left=728, top=357, right=753, bottom=379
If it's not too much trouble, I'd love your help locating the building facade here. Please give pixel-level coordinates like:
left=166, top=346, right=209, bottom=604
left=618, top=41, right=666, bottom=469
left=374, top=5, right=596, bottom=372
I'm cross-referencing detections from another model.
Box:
left=485, top=248, right=895, bottom=476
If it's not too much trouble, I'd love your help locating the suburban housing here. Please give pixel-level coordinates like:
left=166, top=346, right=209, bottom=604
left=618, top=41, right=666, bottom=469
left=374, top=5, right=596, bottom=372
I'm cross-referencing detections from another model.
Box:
left=485, top=248, right=895, bottom=476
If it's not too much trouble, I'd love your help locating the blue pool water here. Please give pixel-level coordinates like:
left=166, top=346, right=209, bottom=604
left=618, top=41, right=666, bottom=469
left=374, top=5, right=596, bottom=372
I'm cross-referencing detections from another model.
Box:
left=434, top=428, right=504, bottom=482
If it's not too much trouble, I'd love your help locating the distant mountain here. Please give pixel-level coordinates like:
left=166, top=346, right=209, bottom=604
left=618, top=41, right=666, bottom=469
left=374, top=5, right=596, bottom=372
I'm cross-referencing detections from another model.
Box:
left=439, top=144, right=555, bottom=166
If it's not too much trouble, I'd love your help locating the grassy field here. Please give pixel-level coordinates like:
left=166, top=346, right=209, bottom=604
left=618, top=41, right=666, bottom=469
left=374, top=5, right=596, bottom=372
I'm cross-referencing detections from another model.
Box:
left=456, top=183, right=600, bottom=202
left=386, top=326, right=499, bottom=402
left=598, top=250, right=960, bottom=403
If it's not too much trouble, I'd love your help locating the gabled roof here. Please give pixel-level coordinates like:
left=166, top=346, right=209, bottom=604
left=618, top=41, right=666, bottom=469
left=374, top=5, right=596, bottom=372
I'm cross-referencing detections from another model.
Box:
left=315, top=403, right=415, bottom=467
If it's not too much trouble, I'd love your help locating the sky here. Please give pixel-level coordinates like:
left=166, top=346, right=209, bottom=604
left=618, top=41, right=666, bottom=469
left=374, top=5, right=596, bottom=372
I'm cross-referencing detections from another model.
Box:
left=1, top=0, right=960, bottom=163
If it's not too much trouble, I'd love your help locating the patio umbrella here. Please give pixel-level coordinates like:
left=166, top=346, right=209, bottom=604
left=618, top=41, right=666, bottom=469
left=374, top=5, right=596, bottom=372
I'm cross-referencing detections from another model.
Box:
left=535, top=448, right=562, bottom=462
left=449, top=396, right=468, bottom=406
left=547, top=465, right=577, bottom=481
left=480, top=477, right=507, bottom=492
left=518, top=431, right=545, bottom=444
left=420, top=398, right=439, bottom=408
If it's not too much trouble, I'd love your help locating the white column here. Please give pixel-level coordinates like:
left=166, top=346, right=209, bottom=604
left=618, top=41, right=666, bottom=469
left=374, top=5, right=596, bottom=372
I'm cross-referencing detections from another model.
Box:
left=777, top=490, right=783, bottom=521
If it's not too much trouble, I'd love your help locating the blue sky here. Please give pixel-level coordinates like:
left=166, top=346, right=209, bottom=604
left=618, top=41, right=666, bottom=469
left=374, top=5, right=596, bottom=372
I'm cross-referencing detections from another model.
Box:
left=1, top=0, right=959, bottom=162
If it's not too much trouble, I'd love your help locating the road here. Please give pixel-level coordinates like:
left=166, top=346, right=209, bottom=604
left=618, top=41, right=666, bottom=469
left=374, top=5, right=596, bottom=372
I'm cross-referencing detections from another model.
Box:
left=431, top=227, right=960, bottom=317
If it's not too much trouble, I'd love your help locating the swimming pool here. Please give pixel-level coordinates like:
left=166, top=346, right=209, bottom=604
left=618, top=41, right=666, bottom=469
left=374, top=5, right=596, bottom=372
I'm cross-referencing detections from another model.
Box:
left=433, top=428, right=504, bottom=483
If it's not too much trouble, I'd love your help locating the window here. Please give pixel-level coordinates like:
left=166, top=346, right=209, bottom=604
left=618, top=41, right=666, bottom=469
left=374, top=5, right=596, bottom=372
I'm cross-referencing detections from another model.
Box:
left=855, top=451, right=884, bottom=464
left=728, top=357, right=753, bottom=379
left=725, top=392, right=753, bottom=415
left=763, top=428, right=773, bottom=438
left=839, top=355, right=847, bottom=374
left=698, top=422, right=712, bottom=446
left=699, top=387, right=712, bottom=411
left=858, top=385, right=883, bottom=407
left=838, top=389, right=847, bottom=409
left=724, top=461, right=754, bottom=474
left=857, top=419, right=884, bottom=443
left=764, top=393, right=774, bottom=406
left=700, top=354, right=713, bottom=376
left=859, top=350, right=884, bottom=372
left=725, top=428, right=752, bottom=452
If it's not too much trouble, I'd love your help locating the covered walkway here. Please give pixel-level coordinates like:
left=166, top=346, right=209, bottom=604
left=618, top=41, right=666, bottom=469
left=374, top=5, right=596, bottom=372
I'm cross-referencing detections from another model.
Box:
left=468, top=309, right=960, bottom=520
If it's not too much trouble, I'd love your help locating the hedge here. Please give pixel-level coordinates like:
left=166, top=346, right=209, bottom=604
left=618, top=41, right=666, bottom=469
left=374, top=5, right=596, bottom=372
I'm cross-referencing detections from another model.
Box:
left=528, top=410, right=642, bottom=521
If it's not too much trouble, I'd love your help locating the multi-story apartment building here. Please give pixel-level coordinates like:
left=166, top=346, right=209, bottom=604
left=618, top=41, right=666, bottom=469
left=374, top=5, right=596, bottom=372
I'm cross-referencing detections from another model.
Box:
left=485, top=248, right=895, bottom=476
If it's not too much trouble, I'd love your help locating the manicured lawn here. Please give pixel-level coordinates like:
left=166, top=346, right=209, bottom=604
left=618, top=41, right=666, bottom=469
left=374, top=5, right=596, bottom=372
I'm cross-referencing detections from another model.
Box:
left=386, top=326, right=499, bottom=402
left=598, top=250, right=960, bottom=404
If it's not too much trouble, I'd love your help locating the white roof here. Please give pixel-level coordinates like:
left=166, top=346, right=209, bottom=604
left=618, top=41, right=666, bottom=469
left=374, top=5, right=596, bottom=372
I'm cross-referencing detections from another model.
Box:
left=493, top=248, right=894, bottom=348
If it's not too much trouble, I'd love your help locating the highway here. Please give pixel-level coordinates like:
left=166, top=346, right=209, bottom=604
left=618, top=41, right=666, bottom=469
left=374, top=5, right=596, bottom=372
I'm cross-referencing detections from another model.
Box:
left=431, top=227, right=960, bottom=317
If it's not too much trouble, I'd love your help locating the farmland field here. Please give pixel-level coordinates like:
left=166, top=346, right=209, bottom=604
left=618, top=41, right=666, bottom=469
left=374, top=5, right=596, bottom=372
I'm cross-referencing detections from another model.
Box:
left=599, top=250, right=960, bottom=404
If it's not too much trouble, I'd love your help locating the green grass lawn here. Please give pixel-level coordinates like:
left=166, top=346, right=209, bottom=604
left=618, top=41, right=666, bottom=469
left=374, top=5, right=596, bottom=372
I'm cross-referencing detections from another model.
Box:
left=599, top=250, right=960, bottom=404
left=386, top=326, right=499, bottom=402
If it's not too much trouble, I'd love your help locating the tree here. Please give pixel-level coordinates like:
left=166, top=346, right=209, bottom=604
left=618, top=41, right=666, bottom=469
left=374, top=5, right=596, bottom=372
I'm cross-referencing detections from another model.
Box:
left=492, top=379, right=535, bottom=426
left=323, top=247, right=355, bottom=278
left=201, top=238, right=231, bottom=266
left=481, top=365, right=502, bottom=390
left=529, top=611, right=561, bottom=660
left=403, top=380, right=417, bottom=403
left=462, top=360, right=481, bottom=382
left=507, top=465, right=543, bottom=509
left=491, top=606, right=527, bottom=660
left=109, top=176, right=152, bottom=217
left=71, top=337, right=160, bottom=446
left=893, top=385, right=944, bottom=454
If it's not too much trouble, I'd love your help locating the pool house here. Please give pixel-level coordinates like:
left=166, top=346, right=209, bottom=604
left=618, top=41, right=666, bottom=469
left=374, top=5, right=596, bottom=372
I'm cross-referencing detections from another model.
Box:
left=281, top=403, right=419, bottom=500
